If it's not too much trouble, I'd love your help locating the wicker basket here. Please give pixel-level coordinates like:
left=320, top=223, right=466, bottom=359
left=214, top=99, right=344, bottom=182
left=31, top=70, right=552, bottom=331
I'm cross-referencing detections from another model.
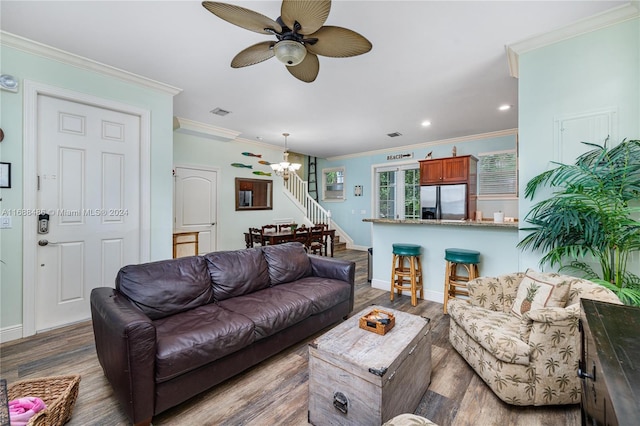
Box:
left=359, top=308, right=396, bottom=335
left=7, top=375, right=81, bottom=426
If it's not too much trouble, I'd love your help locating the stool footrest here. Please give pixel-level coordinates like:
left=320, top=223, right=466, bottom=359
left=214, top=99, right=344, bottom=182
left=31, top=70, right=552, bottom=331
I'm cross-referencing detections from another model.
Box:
left=443, top=256, right=480, bottom=314
left=390, top=250, right=423, bottom=307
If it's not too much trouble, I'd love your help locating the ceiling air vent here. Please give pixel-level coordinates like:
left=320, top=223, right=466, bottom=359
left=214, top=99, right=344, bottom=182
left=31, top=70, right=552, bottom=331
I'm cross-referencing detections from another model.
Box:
left=210, top=108, right=231, bottom=116
left=387, top=132, right=402, bottom=137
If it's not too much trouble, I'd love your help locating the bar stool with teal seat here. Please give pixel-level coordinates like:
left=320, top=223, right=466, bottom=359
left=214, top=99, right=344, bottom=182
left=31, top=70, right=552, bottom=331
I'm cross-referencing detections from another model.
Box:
left=443, top=248, right=480, bottom=314
left=390, top=243, right=423, bottom=306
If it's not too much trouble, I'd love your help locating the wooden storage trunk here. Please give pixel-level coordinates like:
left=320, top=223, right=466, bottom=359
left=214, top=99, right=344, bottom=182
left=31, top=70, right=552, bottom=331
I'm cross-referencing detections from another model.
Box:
left=309, top=306, right=431, bottom=425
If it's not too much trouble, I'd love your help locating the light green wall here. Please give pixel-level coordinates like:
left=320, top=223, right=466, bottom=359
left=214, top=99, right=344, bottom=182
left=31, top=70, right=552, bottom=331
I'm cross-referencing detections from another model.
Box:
left=173, top=131, right=306, bottom=251
left=2, top=16, right=637, bottom=334
left=0, top=44, right=175, bottom=331
left=317, top=133, right=518, bottom=248
left=518, top=17, right=640, bottom=269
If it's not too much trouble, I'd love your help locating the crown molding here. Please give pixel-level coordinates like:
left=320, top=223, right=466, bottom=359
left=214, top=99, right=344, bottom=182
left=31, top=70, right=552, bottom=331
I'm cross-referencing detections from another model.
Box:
left=1, top=31, right=182, bottom=96
left=173, top=117, right=241, bottom=141
left=234, top=136, right=285, bottom=152
left=173, top=117, right=285, bottom=152
left=326, top=129, right=519, bottom=161
left=506, top=2, right=639, bottom=78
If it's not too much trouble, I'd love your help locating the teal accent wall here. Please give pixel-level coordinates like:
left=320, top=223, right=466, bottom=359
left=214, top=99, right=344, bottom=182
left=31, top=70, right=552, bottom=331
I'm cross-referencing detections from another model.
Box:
left=0, top=44, right=175, bottom=332
left=173, top=131, right=306, bottom=250
left=317, top=133, right=518, bottom=248
left=518, top=17, right=640, bottom=270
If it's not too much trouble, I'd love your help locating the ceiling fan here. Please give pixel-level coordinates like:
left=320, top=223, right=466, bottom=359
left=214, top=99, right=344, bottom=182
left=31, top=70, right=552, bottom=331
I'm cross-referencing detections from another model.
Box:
left=202, top=0, right=372, bottom=83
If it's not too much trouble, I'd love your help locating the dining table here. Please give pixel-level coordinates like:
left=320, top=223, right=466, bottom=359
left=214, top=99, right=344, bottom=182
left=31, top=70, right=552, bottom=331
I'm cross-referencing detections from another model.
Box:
left=244, top=228, right=337, bottom=257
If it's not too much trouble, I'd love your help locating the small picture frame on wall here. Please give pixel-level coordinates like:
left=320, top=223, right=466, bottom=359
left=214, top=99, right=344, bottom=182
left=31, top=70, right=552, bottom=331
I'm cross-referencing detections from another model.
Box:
left=0, top=162, right=11, bottom=188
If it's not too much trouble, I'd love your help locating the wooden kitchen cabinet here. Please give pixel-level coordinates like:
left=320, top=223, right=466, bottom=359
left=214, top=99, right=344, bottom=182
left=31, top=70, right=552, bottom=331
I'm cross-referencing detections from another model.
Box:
left=419, top=159, right=443, bottom=184
left=419, top=155, right=477, bottom=185
left=419, top=155, right=478, bottom=220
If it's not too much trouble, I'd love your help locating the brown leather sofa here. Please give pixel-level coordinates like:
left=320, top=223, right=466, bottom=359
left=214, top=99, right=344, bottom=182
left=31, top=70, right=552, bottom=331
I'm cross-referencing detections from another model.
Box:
left=90, top=242, right=355, bottom=425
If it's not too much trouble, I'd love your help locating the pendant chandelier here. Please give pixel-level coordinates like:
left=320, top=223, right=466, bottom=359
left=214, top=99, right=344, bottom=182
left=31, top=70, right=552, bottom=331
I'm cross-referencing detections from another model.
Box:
left=271, top=133, right=301, bottom=180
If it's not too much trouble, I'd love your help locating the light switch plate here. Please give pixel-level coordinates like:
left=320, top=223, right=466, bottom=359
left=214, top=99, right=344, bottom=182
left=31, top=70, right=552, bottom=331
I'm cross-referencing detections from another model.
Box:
left=0, top=216, right=11, bottom=229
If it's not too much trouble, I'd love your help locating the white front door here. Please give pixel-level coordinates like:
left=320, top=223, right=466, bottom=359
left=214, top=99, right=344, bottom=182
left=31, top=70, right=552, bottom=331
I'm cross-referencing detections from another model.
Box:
left=35, top=94, right=141, bottom=331
left=174, top=166, right=217, bottom=254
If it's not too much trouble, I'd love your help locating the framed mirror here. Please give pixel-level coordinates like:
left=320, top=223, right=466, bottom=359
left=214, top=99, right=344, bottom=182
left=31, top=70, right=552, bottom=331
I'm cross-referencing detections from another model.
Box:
left=235, top=177, right=273, bottom=211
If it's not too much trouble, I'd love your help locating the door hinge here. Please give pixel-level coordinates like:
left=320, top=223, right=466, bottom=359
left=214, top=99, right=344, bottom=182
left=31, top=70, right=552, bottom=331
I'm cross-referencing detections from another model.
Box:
left=37, top=175, right=41, bottom=191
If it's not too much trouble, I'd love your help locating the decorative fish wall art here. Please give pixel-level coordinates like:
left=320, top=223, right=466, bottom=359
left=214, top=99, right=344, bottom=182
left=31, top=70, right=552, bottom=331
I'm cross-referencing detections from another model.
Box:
left=258, top=160, right=271, bottom=166
left=242, top=152, right=262, bottom=158
left=253, top=171, right=272, bottom=176
left=231, top=163, right=252, bottom=169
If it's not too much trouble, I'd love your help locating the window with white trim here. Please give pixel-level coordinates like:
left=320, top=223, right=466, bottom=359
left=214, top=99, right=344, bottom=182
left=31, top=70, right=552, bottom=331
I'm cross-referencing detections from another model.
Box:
left=478, top=149, right=518, bottom=197
left=375, top=164, right=420, bottom=219
left=322, top=167, right=345, bottom=201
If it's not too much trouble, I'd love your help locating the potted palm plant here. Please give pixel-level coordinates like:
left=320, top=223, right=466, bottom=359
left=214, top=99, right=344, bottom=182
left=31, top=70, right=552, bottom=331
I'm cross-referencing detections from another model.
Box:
left=518, top=138, right=640, bottom=306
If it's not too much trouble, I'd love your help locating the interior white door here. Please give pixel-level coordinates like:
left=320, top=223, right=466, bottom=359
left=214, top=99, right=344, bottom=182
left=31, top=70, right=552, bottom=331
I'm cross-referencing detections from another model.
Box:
left=36, top=94, right=140, bottom=331
left=174, top=167, right=217, bottom=254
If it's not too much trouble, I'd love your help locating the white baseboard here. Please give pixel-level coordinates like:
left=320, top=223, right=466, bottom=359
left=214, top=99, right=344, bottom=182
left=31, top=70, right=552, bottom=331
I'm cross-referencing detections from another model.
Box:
left=423, top=289, right=443, bottom=304
left=0, top=324, right=23, bottom=343
left=347, top=244, right=369, bottom=251
left=371, top=278, right=444, bottom=304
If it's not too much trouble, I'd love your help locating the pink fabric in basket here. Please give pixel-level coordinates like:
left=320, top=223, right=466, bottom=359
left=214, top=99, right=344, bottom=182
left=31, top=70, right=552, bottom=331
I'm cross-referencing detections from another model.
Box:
left=9, top=397, right=46, bottom=426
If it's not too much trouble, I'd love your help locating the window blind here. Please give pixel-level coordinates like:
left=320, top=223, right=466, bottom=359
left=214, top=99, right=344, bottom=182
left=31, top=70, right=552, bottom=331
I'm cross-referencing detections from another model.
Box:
left=478, top=150, right=517, bottom=196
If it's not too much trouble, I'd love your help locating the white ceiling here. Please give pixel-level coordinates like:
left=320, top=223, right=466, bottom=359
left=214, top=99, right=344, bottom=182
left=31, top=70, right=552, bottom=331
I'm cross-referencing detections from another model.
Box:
left=1, top=1, right=629, bottom=157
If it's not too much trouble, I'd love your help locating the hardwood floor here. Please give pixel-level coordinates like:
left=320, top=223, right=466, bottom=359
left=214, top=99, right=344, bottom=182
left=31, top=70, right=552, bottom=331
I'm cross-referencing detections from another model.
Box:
left=0, top=250, right=580, bottom=425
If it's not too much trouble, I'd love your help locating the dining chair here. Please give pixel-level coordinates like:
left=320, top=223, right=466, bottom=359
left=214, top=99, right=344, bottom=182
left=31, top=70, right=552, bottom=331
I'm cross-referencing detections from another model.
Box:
left=248, top=227, right=264, bottom=248
left=309, top=225, right=328, bottom=256
left=278, top=223, right=296, bottom=232
left=259, top=224, right=277, bottom=246
left=292, top=227, right=310, bottom=251
left=262, top=224, right=277, bottom=234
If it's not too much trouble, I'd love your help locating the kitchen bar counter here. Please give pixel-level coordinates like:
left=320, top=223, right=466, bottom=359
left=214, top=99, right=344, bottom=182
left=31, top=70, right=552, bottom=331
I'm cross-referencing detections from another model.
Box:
left=363, top=218, right=519, bottom=229
left=364, top=218, right=522, bottom=307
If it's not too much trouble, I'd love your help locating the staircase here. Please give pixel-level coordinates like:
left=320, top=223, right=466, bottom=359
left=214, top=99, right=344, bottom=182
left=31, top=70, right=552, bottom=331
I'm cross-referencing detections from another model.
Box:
left=284, top=172, right=350, bottom=253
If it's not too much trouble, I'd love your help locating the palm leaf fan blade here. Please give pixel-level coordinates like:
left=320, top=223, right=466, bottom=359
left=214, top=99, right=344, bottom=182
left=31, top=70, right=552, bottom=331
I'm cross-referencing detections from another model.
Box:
left=306, top=26, right=372, bottom=57
left=287, top=52, right=319, bottom=82
left=202, top=1, right=282, bottom=34
left=281, top=0, right=331, bottom=35
left=231, top=42, right=276, bottom=68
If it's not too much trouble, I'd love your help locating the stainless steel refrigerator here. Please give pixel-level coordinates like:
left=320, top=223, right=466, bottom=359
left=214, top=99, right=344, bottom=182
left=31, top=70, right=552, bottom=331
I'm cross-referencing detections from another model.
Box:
left=420, top=184, right=467, bottom=220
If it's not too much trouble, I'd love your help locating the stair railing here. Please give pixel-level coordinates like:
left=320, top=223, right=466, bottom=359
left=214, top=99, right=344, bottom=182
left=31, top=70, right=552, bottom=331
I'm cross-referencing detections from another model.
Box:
left=284, top=172, right=331, bottom=227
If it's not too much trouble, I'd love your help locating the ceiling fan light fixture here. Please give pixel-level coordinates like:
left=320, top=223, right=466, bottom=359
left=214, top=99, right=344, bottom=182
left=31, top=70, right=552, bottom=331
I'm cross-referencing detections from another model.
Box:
left=273, top=40, right=307, bottom=66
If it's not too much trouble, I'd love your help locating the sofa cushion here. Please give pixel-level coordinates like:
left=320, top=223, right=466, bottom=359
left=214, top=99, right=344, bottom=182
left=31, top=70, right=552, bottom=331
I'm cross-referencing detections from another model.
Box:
left=116, top=256, right=213, bottom=320
left=204, top=247, right=270, bottom=301
left=262, top=242, right=312, bottom=285
left=218, top=286, right=314, bottom=339
left=153, top=304, right=255, bottom=383
left=448, top=299, right=530, bottom=365
left=566, top=277, right=622, bottom=306
left=511, top=269, right=571, bottom=318
left=278, top=277, right=351, bottom=314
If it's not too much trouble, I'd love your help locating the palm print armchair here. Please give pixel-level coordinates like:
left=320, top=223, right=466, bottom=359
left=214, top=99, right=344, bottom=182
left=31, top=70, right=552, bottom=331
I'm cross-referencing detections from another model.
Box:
left=448, top=271, right=621, bottom=406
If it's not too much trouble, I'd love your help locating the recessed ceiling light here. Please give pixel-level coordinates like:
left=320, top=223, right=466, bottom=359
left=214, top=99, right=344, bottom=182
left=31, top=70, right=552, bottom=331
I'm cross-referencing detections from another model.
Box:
left=498, top=105, right=511, bottom=111
left=421, top=120, right=431, bottom=127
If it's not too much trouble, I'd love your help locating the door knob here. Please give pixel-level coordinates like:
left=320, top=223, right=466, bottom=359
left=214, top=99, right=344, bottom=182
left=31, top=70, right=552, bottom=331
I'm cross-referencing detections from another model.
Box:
left=38, top=239, right=59, bottom=246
